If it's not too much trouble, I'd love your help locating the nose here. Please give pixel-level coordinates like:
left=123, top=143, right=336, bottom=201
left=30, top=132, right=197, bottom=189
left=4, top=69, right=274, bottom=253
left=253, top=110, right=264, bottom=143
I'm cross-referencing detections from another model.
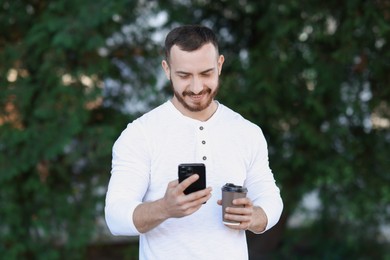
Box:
left=189, top=76, right=203, bottom=94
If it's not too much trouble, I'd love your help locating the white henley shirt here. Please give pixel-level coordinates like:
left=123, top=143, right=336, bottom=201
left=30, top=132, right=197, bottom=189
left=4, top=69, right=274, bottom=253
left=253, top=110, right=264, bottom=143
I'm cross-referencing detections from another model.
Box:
left=105, top=100, right=283, bottom=260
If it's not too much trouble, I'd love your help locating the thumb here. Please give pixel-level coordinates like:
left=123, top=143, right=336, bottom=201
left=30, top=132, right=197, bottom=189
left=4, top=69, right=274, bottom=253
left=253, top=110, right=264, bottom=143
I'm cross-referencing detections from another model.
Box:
left=177, top=174, right=199, bottom=194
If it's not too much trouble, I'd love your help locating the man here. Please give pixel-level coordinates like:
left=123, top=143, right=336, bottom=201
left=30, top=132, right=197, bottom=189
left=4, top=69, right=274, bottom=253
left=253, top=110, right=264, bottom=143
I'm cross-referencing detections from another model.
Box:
left=105, top=25, right=283, bottom=259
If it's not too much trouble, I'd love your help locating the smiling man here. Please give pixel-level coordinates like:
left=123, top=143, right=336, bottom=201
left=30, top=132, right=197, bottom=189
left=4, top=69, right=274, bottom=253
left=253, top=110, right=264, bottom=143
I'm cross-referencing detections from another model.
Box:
left=162, top=32, right=224, bottom=120
left=105, top=25, right=283, bottom=260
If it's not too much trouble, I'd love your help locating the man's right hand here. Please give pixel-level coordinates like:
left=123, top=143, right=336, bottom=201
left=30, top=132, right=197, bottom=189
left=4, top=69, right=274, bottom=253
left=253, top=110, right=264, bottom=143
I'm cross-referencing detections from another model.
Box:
left=133, top=174, right=212, bottom=233
left=161, top=174, right=212, bottom=219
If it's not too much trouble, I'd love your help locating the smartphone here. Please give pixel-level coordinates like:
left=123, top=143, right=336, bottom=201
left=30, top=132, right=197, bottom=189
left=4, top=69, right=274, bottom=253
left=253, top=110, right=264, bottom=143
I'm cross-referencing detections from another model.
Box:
left=178, top=163, right=206, bottom=195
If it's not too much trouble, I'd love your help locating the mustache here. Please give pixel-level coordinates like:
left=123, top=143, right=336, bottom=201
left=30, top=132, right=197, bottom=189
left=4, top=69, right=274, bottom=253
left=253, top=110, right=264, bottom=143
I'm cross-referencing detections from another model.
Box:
left=182, top=88, right=212, bottom=96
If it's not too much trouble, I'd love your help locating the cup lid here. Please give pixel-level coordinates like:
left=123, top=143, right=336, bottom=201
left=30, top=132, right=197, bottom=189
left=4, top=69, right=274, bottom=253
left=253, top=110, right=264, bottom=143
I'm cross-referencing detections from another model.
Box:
left=221, top=183, right=248, bottom=193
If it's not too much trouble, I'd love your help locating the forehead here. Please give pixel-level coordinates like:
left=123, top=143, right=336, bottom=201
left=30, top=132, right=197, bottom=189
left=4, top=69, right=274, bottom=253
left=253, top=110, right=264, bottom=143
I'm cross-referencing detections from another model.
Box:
left=169, top=43, right=218, bottom=71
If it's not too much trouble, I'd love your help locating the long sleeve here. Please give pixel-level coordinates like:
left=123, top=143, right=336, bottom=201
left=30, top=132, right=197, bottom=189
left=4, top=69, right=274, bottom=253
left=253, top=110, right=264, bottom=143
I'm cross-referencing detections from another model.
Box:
left=244, top=126, right=283, bottom=233
left=105, top=121, right=151, bottom=236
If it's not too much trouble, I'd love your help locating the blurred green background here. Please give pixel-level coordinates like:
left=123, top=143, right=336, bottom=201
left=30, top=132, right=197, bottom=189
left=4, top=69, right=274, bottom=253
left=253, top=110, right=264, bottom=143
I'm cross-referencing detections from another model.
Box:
left=1, top=0, right=390, bottom=259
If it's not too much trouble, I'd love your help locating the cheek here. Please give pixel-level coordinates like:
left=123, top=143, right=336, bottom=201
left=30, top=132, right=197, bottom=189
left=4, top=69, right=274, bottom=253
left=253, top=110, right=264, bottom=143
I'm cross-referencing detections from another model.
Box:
left=171, top=78, right=188, bottom=91
left=206, top=77, right=219, bottom=88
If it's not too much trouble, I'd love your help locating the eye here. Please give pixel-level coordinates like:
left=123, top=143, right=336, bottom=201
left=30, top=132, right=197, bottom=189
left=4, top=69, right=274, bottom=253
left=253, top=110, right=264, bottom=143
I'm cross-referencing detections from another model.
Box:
left=179, top=74, right=189, bottom=79
left=200, top=70, right=214, bottom=77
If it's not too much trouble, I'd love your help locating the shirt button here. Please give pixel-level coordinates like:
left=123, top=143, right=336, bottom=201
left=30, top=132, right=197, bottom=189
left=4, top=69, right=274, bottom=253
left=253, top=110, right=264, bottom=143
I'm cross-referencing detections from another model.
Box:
left=202, top=156, right=207, bottom=161
left=199, top=126, right=204, bottom=130
left=202, top=140, right=206, bottom=144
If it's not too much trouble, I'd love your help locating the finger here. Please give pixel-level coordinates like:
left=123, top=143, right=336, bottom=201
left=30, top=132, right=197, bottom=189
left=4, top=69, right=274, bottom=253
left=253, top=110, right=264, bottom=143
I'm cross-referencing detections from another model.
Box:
left=182, top=203, right=203, bottom=216
left=225, top=222, right=249, bottom=231
left=224, top=219, right=248, bottom=230
left=168, top=179, right=179, bottom=189
left=184, top=192, right=212, bottom=210
left=185, top=187, right=212, bottom=201
left=233, top=197, right=252, bottom=206
left=177, top=174, right=199, bottom=193
left=224, top=214, right=251, bottom=229
left=177, top=191, right=212, bottom=216
left=226, top=206, right=252, bottom=215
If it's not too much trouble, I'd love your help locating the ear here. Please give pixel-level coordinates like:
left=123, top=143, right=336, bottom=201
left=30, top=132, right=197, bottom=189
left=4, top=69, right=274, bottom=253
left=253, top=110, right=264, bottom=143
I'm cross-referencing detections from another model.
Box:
left=217, top=55, right=225, bottom=75
left=162, top=60, right=170, bottom=80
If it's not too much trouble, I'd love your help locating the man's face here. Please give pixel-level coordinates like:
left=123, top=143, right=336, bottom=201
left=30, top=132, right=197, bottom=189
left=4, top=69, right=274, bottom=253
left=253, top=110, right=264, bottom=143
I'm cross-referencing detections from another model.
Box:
left=162, top=43, right=224, bottom=113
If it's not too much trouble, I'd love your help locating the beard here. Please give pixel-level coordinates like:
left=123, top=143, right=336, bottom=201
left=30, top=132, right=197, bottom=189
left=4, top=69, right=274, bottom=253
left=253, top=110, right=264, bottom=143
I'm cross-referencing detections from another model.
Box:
left=171, top=80, right=219, bottom=112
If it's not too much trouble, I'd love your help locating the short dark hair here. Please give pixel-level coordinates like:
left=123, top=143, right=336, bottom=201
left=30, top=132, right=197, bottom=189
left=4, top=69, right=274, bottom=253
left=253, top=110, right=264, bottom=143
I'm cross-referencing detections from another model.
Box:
left=164, top=25, right=219, bottom=62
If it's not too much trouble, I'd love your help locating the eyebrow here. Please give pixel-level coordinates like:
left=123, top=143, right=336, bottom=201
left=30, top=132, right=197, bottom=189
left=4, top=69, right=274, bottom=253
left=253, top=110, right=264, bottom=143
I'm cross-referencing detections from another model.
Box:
left=200, top=68, right=214, bottom=74
left=175, top=68, right=215, bottom=75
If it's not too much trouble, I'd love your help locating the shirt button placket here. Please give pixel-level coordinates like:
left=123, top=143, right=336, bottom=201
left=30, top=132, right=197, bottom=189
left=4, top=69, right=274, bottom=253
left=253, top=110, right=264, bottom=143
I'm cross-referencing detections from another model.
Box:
left=199, top=125, right=208, bottom=162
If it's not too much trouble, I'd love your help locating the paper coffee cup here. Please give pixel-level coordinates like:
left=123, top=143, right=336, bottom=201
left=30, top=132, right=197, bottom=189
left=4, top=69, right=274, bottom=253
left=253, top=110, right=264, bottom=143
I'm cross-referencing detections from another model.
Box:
left=221, top=183, right=248, bottom=225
